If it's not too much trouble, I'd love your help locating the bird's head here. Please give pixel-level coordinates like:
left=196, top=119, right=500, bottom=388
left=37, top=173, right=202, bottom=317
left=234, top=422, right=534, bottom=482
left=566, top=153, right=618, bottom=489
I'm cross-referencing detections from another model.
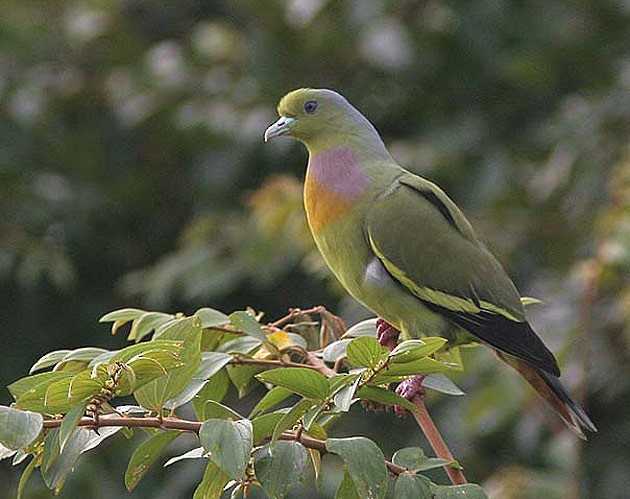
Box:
left=264, top=88, right=383, bottom=152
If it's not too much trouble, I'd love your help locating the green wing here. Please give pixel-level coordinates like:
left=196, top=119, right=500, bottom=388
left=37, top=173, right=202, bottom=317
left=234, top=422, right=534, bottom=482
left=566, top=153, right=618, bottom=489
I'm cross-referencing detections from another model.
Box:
left=366, top=172, right=560, bottom=375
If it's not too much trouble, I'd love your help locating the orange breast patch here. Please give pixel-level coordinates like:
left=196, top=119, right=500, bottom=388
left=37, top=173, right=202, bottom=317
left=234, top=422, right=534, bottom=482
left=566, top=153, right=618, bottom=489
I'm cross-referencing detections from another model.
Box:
left=304, top=173, right=352, bottom=234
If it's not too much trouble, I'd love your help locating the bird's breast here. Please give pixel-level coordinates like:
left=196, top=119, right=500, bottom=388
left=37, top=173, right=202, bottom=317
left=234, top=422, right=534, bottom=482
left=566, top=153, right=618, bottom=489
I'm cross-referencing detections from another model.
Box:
left=304, top=146, right=370, bottom=234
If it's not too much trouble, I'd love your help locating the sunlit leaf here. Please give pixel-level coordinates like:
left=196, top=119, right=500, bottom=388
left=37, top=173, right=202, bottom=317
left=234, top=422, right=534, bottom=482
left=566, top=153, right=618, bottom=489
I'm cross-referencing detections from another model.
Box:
left=29, top=350, right=72, bottom=374
left=129, top=311, right=174, bottom=342
left=322, top=339, right=352, bottom=362
left=390, top=338, right=447, bottom=363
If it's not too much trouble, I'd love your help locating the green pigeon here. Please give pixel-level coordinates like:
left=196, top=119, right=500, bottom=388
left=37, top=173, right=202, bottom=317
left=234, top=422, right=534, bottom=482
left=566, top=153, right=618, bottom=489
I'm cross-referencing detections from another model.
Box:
left=264, top=88, right=596, bottom=438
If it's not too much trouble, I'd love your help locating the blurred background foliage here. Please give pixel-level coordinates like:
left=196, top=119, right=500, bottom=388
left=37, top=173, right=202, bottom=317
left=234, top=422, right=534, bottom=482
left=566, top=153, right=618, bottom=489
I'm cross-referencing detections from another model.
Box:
left=1, top=0, right=629, bottom=498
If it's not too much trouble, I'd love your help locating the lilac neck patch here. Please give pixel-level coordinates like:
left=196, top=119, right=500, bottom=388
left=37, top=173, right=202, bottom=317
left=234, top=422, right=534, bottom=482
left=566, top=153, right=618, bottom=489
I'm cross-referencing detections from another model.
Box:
left=308, top=147, right=370, bottom=198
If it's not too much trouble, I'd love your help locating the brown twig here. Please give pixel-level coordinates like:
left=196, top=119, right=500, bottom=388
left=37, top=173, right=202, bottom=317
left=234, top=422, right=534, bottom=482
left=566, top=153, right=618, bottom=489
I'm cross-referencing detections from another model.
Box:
left=41, top=416, right=408, bottom=476
left=269, top=306, right=326, bottom=329
left=410, top=395, right=467, bottom=485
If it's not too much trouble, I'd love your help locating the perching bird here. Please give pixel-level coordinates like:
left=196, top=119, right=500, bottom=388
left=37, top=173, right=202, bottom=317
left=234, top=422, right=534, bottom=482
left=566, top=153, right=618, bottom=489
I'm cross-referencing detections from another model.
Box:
left=264, top=88, right=596, bottom=438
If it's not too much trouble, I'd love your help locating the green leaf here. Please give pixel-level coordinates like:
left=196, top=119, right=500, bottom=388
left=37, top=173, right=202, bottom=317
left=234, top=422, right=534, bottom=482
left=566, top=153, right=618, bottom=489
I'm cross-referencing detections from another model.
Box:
left=29, top=350, right=72, bottom=374
left=394, top=472, right=432, bottom=499
left=195, top=307, right=231, bottom=328
left=43, top=369, right=104, bottom=412
left=217, top=336, right=262, bottom=354
left=431, top=483, right=488, bottom=499
left=99, top=308, right=146, bottom=323
left=125, top=431, right=181, bottom=491
left=257, top=368, right=330, bottom=400
left=164, top=446, right=206, bottom=467
left=134, top=320, right=202, bottom=410
left=322, top=339, right=352, bottom=362
left=226, top=364, right=262, bottom=398
left=249, top=386, right=294, bottom=418
left=342, top=318, right=378, bottom=338
left=108, top=340, right=182, bottom=365
left=198, top=400, right=242, bottom=421
left=130, top=311, right=174, bottom=342
left=271, top=398, right=314, bottom=446
left=199, top=418, right=253, bottom=479
left=390, top=338, right=447, bottom=363
left=333, top=376, right=360, bottom=412
left=356, top=386, right=417, bottom=412
left=252, top=412, right=284, bottom=443
left=254, top=441, right=308, bottom=499
left=336, top=470, right=362, bottom=499
left=42, top=427, right=121, bottom=494
left=9, top=371, right=74, bottom=402
left=63, top=347, right=110, bottom=364
left=120, top=350, right=184, bottom=396
left=421, top=374, right=464, bottom=396
left=346, top=337, right=387, bottom=369
left=193, top=460, right=231, bottom=499
left=326, top=437, right=387, bottom=499
left=163, top=352, right=232, bottom=410
left=392, top=447, right=455, bottom=472
left=0, top=406, right=43, bottom=449
left=17, top=455, right=39, bottom=499
left=193, top=370, right=230, bottom=419
left=229, top=311, right=267, bottom=342
left=373, top=357, right=451, bottom=384
left=59, top=402, right=88, bottom=452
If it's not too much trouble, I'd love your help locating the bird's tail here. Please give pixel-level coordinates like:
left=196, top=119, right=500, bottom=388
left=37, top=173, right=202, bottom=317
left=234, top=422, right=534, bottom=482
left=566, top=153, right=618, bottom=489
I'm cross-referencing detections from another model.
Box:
left=496, top=352, right=597, bottom=439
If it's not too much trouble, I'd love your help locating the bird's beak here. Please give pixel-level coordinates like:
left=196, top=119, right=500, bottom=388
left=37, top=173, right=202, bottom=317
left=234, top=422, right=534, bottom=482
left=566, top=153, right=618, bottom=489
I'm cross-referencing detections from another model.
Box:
left=264, top=116, right=296, bottom=142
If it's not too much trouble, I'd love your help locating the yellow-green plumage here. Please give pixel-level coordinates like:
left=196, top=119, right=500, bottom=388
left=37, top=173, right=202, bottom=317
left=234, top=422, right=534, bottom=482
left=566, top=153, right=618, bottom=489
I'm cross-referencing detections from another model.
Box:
left=264, top=88, right=596, bottom=438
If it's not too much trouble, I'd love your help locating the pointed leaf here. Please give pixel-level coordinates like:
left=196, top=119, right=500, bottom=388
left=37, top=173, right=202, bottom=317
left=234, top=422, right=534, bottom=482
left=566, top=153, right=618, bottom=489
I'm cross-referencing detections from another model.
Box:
left=125, top=431, right=181, bottom=491
left=333, top=376, right=360, bottom=412
left=130, top=312, right=174, bottom=341
left=199, top=400, right=242, bottom=421
left=29, top=350, right=72, bottom=374
left=254, top=441, right=308, bottom=499
left=0, top=406, right=43, bottom=449
left=226, top=364, right=262, bottom=398
left=422, top=374, right=464, bottom=396
left=17, top=455, right=39, bottom=499
left=342, top=318, right=378, bottom=338
left=392, top=447, right=455, bottom=472
left=99, top=308, right=146, bottom=323
left=195, top=307, right=231, bottom=328
left=249, top=386, right=294, bottom=418
left=199, top=418, right=253, bottom=479
left=390, top=338, right=447, bottom=363
left=164, top=446, right=207, bottom=467
left=229, top=311, right=267, bottom=342
left=257, top=368, right=330, bottom=400
left=271, top=398, right=314, bottom=446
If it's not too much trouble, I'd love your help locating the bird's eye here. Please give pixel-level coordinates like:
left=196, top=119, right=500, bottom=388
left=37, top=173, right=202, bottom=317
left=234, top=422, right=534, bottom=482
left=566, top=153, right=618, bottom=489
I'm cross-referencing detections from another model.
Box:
left=304, top=100, right=318, bottom=113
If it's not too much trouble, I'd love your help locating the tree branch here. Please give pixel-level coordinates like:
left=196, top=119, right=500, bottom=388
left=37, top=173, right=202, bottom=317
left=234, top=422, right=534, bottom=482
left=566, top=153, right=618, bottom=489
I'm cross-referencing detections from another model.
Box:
left=410, top=395, right=467, bottom=485
left=41, top=416, right=408, bottom=476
